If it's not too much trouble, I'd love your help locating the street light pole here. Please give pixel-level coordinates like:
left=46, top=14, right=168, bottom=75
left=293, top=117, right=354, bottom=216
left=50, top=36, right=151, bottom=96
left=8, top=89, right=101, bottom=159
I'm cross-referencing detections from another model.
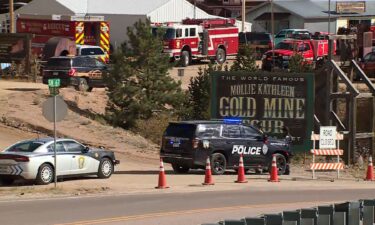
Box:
left=9, top=0, right=14, bottom=33
left=242, top=0, right=245, bottom=32
left=271, top=0, right=275, bottom=70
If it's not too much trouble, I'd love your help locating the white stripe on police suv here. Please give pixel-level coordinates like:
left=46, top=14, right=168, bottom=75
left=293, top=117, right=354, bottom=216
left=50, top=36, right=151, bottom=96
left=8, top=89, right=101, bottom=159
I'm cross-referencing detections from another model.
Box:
left=232, top=145, right=262, bottom=155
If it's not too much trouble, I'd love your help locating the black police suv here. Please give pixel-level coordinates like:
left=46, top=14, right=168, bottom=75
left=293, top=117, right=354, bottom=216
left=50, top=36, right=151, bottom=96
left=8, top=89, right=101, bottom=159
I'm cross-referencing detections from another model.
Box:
left=160, top=120, right=292, bottom=175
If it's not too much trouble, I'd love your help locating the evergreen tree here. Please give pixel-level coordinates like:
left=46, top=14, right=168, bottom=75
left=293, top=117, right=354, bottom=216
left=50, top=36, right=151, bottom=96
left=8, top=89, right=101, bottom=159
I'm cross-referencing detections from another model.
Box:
left=288, top=53, right=313, bottom=73
left=230, top=45, right=258, bottom=71
left=180, top=64, right=223, bottom=120
left=104, top=19, right=184, bottom=128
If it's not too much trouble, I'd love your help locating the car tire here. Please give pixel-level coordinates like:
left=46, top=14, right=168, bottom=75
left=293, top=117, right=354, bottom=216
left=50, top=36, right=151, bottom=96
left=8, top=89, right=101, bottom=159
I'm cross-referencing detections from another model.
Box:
left=76, top=78, right=91, bottom=92
left=268, top=153, right=287, bottom=175
left=35, top=163, right=54, bottom=185
left=97, top=158, right=114, bottom=179
left=0, top=178, right=14, bottom=186
left=215, top=48, right=226, bottom=64
left=211, top=153, right=226, bottom=175
left=181, top=50, right=190, bottom=67
left=171, top=163, right=190, bottom=174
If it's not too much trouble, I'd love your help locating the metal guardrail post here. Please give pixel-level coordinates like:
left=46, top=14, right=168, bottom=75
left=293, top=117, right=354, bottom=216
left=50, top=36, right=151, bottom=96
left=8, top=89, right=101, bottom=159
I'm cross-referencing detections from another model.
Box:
left=243, top=217, right=265, bottom=225
left=333, top=212, right=346, bottom=225
left=300, top=208, right=318, bottom=225
left=264, top=214, right=283, bottom=225
left=334, top=202, right=360, bottom=225
left=283, top=211, right=300, bottom=225
left=317, top=205, right=334, bottom=225
left=361, top=199, right=375, bottom=225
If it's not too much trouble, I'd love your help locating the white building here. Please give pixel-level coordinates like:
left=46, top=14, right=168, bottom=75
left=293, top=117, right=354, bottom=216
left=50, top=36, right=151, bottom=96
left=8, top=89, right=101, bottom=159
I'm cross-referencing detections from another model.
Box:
left=15, top=0, right=251, bottom=47
left=246, top=0, right=375, bottom=34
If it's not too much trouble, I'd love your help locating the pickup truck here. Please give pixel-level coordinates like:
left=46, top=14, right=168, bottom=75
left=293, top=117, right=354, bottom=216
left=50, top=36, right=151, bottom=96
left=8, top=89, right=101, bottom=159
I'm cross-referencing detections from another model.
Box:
left=261, top=38, right=335, bottom=71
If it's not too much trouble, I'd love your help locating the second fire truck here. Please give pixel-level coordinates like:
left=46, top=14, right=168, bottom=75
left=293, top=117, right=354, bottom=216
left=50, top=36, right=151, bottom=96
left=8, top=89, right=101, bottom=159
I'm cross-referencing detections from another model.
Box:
left=152, top=18, right=239, bottom=66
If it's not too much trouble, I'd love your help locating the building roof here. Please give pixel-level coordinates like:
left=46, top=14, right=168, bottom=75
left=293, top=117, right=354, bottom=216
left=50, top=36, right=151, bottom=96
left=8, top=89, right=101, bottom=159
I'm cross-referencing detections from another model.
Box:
left=17, top=0, right=185, bottom=16
left=249, top=0, right=375, bottom=20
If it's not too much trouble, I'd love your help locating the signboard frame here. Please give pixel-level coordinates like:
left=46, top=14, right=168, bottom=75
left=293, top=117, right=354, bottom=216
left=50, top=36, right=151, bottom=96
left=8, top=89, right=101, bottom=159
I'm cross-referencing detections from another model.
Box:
left=336, top=1, right=366, bottom=14
left=210, top=71, right=314, bottom=152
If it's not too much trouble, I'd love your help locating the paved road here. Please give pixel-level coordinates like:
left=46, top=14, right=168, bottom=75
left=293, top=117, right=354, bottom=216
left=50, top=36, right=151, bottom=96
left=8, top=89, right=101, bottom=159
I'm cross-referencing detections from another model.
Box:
left=0, top=188, right=374, bottom=225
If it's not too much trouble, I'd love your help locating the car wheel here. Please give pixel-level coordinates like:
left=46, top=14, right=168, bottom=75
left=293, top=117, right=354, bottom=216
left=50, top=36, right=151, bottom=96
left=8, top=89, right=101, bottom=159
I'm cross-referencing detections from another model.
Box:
left=211, top=153, right=226, bottom=175
left=98, top=158, right=113, bottom=179
left=180, top=50, right=190, bottom=67
left=0, top=178, right=14, bottom=186
left=35, top=163, right=54, bottom=185
left=76, top=78, right=90, bottom=92
left=215, top=48, right=226, bottom=64
left=269, top=153, right=287, bottom=175
left=171, top=163, right=190, bottom=174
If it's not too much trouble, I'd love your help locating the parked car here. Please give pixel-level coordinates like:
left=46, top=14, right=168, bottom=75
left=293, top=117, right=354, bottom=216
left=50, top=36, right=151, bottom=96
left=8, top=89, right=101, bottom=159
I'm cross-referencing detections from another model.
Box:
left=0, top=138, right=120, bottom=185
left=160, top=119, right=293, bottom=175
left=76, top=45, right=108, bottom=63
left=359, top=51, right=375, bottom=78
left=274, top=29, right=310, bottom=45
left=239, top=32, right=273, bottom=59
left=42, top=56, right=108, bottom=92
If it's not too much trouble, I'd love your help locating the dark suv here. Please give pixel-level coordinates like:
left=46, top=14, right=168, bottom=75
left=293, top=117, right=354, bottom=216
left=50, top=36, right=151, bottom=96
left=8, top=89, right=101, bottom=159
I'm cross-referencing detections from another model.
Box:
left=239, top=32, right=273, bottom=59
left=160, top=120, right=292, bottom=175
left=42, top=56, right=108, bottom=92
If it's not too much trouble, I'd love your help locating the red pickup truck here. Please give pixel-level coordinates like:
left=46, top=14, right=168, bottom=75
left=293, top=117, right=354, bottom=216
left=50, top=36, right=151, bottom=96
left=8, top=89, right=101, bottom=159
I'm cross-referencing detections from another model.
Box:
left=262, top=38, right=335, bottom=71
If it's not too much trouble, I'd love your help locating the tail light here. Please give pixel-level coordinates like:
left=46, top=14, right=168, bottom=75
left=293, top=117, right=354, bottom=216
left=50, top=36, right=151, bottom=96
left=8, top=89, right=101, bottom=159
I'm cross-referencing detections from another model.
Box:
left=268, top=41, right=273, bottom=48
left=192, top=138, right=199, bottom=149
left=263, top=136, right=269, bottom=145
left=68, top=68, right=76, bottom=76
left=0, top=154, right=29, bottom=162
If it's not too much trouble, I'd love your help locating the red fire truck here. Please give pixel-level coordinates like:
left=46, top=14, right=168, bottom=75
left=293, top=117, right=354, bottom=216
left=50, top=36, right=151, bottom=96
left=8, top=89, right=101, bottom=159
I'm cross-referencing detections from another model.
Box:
left=16, top=14, right=110, bottom=61
left=152, top=18, right=239, bottom=66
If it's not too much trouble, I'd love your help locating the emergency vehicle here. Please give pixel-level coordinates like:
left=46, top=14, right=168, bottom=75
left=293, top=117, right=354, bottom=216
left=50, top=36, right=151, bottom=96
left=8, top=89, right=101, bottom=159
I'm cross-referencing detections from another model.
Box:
left=262, top=37, right=336, bottom=71
left=152, top=18, right=239, bottom=67
left=160, top=119, right=293, bottom=175
left=16, top=14, right=110, bottom=62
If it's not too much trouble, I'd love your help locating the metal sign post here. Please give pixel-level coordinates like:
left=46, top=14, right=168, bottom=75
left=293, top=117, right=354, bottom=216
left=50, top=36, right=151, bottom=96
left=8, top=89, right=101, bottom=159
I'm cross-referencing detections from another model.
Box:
left=48, top=78, right=60, bottom=188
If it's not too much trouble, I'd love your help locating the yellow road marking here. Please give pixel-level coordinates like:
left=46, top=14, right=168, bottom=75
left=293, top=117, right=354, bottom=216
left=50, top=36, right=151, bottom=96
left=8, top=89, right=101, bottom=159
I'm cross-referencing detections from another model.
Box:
left=55, top=200, right=329, bottom=225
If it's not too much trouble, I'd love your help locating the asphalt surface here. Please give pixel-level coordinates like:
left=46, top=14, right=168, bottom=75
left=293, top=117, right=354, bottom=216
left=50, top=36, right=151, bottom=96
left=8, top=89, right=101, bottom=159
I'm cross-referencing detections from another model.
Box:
left=0, top=188, right=374, bottom=225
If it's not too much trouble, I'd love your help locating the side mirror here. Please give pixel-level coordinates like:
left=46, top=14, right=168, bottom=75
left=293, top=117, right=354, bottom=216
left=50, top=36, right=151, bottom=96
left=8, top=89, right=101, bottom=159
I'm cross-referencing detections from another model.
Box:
left=82, top=146, right=90, bottom=153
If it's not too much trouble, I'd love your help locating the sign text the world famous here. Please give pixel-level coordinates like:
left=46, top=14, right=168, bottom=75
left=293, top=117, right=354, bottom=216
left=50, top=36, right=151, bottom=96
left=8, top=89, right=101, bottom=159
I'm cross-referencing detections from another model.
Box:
left=211, top=73, right=312, bottom=145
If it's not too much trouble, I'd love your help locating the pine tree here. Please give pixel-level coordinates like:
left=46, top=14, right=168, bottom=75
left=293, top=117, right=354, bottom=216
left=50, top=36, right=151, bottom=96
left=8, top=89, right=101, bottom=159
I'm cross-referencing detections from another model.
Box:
left=288, top=53, right=313, bottom=73
left=180, top=64, right=223, bottom=120
left=104, top=19, right=184, bottom=128
left=230, top=45, right=258, bottom=71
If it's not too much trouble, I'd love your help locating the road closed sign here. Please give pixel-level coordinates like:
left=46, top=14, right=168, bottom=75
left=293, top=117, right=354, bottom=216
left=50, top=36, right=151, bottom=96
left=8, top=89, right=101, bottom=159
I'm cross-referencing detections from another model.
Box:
left=319, top=126, right=337, bottom=149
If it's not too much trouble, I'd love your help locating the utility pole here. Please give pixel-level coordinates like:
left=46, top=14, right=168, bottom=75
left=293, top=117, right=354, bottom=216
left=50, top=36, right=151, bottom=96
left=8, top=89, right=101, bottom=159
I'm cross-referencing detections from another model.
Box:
left=328, top=0, right=331, bottom=34
left=242, top=0, right=245, bottom=32
left=9, top=0, right=14, bottom=33
left=271, top=0, right=275, bottom=70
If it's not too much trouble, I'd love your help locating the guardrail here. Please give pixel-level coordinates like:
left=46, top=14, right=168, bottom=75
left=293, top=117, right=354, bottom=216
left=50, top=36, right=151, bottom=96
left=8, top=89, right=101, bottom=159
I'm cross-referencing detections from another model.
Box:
left=201, top=199, right=375, bottom=225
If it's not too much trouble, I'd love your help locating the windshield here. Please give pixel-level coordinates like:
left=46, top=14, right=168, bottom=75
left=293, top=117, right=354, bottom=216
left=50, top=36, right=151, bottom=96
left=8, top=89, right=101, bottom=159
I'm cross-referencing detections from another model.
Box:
left=152, top=27, right=176, bottom=40
left=5, top=141, right=43, bottom=152
left=46, top=58, right=71, bottom=68
left=276, top=42, right=296, bottom=50
left=164, top=123, right=196, bottom=138
left=80, top=48, right=105, bottom=56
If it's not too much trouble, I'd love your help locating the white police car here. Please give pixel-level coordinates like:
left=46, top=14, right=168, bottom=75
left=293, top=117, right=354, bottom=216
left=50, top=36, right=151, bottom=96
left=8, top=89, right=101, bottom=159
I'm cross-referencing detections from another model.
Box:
left=0, top=138, right=119, bottom=185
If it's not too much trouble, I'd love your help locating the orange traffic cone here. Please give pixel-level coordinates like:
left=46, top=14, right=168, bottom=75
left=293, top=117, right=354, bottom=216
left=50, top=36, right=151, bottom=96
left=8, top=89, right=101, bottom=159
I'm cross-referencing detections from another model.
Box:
left=268, top=154, right=280, bottom=182
left=235, top=154, right=248, bottom=183
left=202, top=156, right=214, bottom=185
left=155, top=158, right=169, bottom=189
left=365, top=156, right=374, bottom=181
